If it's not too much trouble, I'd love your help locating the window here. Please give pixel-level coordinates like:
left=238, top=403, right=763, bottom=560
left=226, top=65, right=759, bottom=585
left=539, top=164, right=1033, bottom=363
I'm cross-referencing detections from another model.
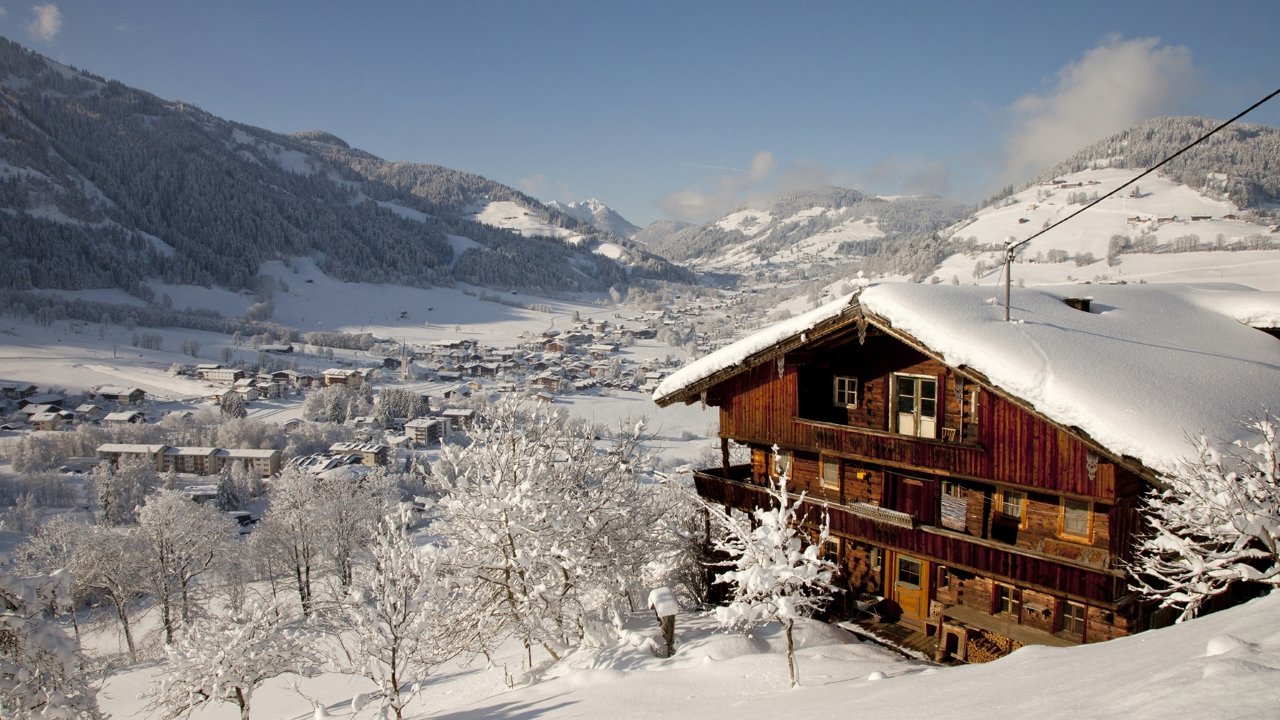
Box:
left=1059, top=601, right=1087, bottom=637
left=833, top=375, right=858, bottom=407
left=994, top=583, right=1020, bottom=616
left=822, top=538, right=840, bottom=562
left=820, top=457, right=841, bottom=491
left=893, top=374, right=938, bottom=438
left=1000, top=490, right=1026, bottom=522
left=1061, top=498, right=1092, bottom=539
left=771, top=449, right=792, bottom=478
left=897, top=557, right=922, bottom=588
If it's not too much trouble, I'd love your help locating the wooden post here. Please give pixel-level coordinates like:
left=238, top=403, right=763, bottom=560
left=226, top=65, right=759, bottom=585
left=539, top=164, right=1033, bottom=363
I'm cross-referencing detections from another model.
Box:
left=720, top=437, right=730, bottom=476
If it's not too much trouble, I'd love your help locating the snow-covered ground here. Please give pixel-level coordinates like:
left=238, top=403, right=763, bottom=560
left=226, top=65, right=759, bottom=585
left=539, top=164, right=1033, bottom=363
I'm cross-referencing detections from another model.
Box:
left=91, top=591, right=1280, bottom=719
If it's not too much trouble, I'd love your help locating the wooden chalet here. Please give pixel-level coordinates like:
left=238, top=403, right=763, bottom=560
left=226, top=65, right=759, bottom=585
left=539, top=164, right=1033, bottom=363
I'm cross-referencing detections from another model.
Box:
left=654, top=283, right=1280, bottom=663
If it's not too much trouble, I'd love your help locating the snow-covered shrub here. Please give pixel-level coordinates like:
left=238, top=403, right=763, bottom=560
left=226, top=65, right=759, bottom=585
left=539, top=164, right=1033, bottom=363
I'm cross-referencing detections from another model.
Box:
left=710, top=458, right=837, bottom=687
left=1130, top=414, right=1280, bottom=621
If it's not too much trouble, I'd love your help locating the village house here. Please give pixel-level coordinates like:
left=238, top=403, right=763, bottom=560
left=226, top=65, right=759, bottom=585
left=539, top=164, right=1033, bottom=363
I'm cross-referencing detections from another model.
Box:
left=322, top=368, right=364, bottom=388
left=654, top=283, right=1280, bottom=664
left=96, top=443, right=169, bottom=468
left=440, top=408, right=476, bottom=429
left=164, top=446, right=221, bottom=475
left=74, top=403, right=104, bottom=422
left=103, top=410, right=146, bottom=426
left=196, top=365, right=243, bottom=384
left=0, top=381, right=38, bottom=400
left=217, top=448, right=282, bottom=478
left=28, top=411, right=69, bottom=431
left=94, top=386, right=147, bottom=404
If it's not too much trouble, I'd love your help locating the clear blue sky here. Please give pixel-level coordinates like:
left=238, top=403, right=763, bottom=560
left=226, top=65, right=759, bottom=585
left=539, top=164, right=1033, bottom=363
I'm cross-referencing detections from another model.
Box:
left=3, top=1, right=1277, bottom=226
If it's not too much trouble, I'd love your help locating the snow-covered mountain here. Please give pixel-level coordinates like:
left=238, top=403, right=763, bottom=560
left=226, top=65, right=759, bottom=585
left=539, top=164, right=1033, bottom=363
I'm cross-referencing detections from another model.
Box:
left=646, top=187, right=967, bottom=277
left=0, top=37, right=690, bottom=298
left=546, top=198, right=641, bottom=239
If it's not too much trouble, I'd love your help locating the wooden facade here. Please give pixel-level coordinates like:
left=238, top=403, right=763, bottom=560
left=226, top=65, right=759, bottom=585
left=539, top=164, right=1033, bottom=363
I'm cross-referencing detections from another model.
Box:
left=675, top=318, right=1159, bottom=663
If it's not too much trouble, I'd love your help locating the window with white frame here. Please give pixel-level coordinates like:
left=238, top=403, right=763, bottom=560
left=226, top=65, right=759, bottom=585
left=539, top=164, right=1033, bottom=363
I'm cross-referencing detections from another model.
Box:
left=833, top=375, right=858, bottom=407
left=893, top=373, right=938, bottom=438
left=994, top=583, right=1020, bottom=616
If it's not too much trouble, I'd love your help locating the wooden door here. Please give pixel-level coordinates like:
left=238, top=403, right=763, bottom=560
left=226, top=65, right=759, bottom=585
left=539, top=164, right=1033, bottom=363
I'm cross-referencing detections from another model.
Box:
left=890, top=553, right=930, bottom=625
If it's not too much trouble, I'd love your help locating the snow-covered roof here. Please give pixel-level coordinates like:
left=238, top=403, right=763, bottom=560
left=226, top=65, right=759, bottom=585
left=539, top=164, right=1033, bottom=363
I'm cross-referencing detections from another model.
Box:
left=656, top=282, right=1280, bottom=476
left=653, top=292, right=859, bottom=404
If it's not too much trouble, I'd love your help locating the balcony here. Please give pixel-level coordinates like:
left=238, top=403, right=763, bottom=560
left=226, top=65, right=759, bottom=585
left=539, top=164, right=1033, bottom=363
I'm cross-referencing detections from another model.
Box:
left=692, top=466, right=1126, bottom=606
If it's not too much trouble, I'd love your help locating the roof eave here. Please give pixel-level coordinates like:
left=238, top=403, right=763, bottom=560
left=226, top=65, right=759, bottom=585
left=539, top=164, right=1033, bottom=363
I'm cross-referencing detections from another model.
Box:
left=653, top=298, right=868, bottom=407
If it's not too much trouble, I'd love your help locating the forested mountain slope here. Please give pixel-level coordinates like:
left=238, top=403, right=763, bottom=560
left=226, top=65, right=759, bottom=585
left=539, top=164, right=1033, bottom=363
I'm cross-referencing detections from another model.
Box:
left=0, top=37, right=688, bottom=297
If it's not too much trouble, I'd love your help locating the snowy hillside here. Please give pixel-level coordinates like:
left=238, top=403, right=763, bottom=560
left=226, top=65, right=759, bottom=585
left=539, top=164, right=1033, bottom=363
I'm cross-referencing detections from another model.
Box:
left=466, top=200, right=586, bottom=243
left=936, top=167, right=1280, bottom=288
left=93, top=588, right=1280, bottom=719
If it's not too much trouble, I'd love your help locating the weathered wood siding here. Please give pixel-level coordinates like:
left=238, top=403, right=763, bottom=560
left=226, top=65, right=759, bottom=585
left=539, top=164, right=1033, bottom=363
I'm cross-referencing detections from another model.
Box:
left=717, top=339, right=1138, bottom=502
left=695, top=472, right=1130, bottom=606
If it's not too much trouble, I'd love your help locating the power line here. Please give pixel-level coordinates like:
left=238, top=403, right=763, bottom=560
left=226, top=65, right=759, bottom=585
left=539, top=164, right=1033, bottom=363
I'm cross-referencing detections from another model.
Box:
left=1001, top=86, right=1280, bottom=320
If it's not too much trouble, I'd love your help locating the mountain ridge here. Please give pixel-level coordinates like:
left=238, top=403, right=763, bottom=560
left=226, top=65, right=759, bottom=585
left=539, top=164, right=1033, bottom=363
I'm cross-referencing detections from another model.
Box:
left=0, top=37, right=690, bottom=298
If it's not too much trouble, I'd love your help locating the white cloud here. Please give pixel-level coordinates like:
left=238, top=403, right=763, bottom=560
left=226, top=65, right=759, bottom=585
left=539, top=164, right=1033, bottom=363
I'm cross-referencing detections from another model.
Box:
left=518, top=173, right=573, bottom=203
left=25, top=3, right=63, bottom=42
left=656, top=150, right=776, bottom=223
left=1003, top=35, right=1194, bottom=182
left=0, top=7, right=8, bottom=18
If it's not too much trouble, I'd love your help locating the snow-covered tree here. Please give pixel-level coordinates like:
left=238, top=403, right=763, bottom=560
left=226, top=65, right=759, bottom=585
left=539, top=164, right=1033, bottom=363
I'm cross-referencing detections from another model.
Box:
left=0, top=572, right=103, bottom=720
left=149, top=601, right=319, bottom=720
left=95, top=456, right=158, bottom=525
left=78, top=525, right=147, bottom=662
left=15, top=515, right=94, bottom=642
left=213, top=466, right=245, bottom=511
left=0, top=493, right=40, bottom=533
left=337, top=510, right=473, bottom=720
left=433, top=400, right=672, bottom=662
left=710, top=461, right=837, bottom=687
left=315, top=468, right=398, bottom=588
left=219, top=391, right=247, bottom=419
left=1130, top=415, right=1280, bottom=621
left=254, top=467, right=322, bottom=616
left=137, top=489, right=237, bottom=643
